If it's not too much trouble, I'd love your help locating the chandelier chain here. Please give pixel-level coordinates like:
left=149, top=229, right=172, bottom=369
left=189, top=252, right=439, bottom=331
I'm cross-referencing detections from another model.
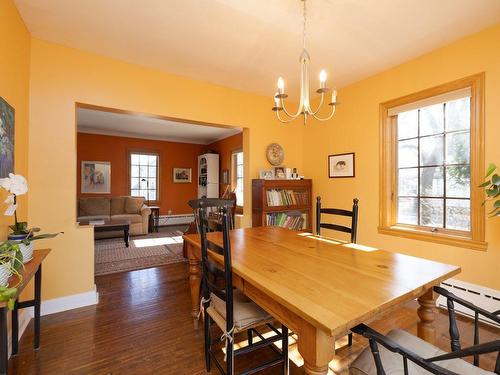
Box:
left=302, top=0, right=307, bottom=49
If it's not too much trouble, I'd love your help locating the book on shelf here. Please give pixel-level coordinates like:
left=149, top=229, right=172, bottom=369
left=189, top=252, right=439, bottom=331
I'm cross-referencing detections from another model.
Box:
left=266, top=189, right=309, bottom=207
left=265, top=211, right=307, bottom=230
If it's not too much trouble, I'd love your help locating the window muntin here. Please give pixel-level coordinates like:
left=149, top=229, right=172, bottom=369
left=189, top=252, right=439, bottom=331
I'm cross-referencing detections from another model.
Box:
left=396, top=97, right=471, bottom=232
left=232, top=151, right=244, bottom=206
left=130, top=152, right=159, bottom=201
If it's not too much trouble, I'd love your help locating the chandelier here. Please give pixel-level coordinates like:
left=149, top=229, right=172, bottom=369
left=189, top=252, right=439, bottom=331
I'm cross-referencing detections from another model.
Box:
left=272, top=0, right=338, bottom=125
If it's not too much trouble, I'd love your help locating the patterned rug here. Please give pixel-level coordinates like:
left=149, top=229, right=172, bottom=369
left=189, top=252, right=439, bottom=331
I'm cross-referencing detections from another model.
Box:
left=94, top=230, right=186, bottom=276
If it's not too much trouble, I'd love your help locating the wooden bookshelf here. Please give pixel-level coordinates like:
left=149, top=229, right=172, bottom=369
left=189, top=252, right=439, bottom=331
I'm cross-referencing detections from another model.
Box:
left=252, top=179, right=312, bottom=232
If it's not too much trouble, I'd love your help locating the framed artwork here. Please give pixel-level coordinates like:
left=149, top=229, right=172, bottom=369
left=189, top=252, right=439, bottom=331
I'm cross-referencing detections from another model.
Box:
left=173, top=167, right=192, bottom=183
left=221, top=169, right=229, bottom=184
left=0, top=97, right=15, bottom=178
left=273, top=166, right=286, bottom=179
left=260, top=169, right=273, bottom=179
left=81, top=161, right=111, bottom=193
left=329, top=153, right=355, bottom=178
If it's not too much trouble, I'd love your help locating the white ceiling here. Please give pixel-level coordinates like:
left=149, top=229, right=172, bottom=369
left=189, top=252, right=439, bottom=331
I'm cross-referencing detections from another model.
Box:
left=16, top=0, right=500, bottom=97
left=77, top=108, right=241, bottom=144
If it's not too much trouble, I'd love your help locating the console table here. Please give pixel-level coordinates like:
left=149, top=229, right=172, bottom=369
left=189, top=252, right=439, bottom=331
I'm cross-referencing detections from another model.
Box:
left=1, top=248, right=50, bottom=375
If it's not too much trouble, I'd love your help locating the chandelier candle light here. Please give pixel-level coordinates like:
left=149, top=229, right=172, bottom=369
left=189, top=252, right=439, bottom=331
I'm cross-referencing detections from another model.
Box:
left=272, top=0, right=338, bottom=125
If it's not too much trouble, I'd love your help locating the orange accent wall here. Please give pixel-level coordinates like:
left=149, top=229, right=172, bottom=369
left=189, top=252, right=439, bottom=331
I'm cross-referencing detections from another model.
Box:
left=77, top=133, right=205, bottom=215
left=206, top=133, right=243, bottom=196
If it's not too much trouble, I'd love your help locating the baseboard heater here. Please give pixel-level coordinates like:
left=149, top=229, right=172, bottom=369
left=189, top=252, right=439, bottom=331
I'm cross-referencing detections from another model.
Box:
left=158, top=214, right=194, bottom=226
left=437, top=278, right=500, bottom=327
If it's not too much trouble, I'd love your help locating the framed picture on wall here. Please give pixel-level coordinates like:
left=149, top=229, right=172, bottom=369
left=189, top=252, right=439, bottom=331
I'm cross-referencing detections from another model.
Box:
left=221, top=169, right=229, bottom=184
left=328, top=153, right=355, bottom=178
left=81, top=161, right=111, bottom=193
left=173, top=167, right=192, bottom=183
left=0, top=97, right=15, bottom=178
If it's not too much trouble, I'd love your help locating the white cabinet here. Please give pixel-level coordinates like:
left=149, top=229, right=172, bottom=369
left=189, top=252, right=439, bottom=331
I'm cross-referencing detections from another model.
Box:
left=198, top=153, right=219, bottom=198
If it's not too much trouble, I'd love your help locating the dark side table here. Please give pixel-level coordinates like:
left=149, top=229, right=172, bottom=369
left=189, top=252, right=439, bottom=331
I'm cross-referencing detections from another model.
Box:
left=3, top=248, right=50, bottom=374
left=148, top=206, right=160, bottom=233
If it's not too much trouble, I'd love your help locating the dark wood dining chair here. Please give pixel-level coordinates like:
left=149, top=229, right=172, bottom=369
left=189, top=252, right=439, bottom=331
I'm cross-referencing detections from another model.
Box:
left=350, top=286, right=500, bottom=375
left=316, top=196, right=359, bottom=243
left=316, top=196, right=359, bottom=347
left=188, top=197, right=236, bottom=232
left=192, top=198, right=289, bottom=375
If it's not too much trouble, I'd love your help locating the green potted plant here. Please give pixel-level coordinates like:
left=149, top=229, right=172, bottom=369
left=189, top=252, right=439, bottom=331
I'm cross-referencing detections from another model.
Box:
left=0, top=241, right=23, bottom=310
left=480, top=163, right=500, bottom=217
left=0, top=174, right=62, bottom=262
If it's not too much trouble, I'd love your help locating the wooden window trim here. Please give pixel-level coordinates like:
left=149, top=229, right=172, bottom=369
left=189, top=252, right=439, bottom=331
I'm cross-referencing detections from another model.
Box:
left=378, top=73, right=487, bottom=251
left=231, top=149, right=243, bottom=209
left=127, top=149, right=161, bottom=205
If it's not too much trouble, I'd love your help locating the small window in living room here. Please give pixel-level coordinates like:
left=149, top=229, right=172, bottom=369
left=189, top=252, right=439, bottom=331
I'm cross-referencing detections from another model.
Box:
left=379, top=74, right=486, bottom=250
left=232, top=150, right=244, bottom=206
left=129, top=152, right=159, bottom=202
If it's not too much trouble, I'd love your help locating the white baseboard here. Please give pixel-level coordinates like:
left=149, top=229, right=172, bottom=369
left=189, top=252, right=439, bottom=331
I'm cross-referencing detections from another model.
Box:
left=158, top=214, right=194, bottom=226
left=41, top=286, right=99, bottom=316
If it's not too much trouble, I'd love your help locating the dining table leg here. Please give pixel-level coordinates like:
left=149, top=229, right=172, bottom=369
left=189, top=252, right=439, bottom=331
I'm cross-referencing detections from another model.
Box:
left=186, top=242, right=202, bottom=329
left=417, top=288, right=436, bottom=344
left=297, top=322, right=335, bottom=375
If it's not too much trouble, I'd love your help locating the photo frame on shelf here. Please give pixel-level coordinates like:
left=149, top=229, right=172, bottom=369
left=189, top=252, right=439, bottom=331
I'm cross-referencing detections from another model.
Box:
left=260, top=169, right=274, bottom=179
left=273, top=166, right=286, bottom=179
left=81, top=161, right=111, bottom=193
left=173, top=167, right=192, bottom=183
left=328, top=153, right=355, bottom=178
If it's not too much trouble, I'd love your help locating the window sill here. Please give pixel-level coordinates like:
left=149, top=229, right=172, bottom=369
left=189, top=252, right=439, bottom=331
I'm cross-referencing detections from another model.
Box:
left=377, top=225, right=488, bottom=251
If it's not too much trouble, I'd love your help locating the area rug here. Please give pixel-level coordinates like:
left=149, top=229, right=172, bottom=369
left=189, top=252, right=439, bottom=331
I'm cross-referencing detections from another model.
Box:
left=94, top=230, right=186, bottom=276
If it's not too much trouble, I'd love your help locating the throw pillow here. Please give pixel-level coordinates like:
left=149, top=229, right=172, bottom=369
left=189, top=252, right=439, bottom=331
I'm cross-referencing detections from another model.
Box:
left=125, top=197, right=144, bottom=214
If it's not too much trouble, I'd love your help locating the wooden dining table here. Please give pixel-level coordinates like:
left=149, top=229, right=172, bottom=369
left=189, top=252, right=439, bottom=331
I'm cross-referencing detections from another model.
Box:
left=183, top=227, right=460, bottom=375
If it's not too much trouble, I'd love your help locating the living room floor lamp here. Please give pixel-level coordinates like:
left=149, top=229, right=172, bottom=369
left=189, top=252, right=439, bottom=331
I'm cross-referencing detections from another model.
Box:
left=141, top=178, right=150, bottom=206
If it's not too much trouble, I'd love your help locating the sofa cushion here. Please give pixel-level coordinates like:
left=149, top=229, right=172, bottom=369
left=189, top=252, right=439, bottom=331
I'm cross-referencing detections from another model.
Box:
left=125, top=197, right=144, bottom=214
left=111, top=214, right=143, bottom=224
left=349, top=329, right=493, bottom=375
left=79, top=198, right=111, bottom=216
left=111, top=197, right=126, bottom=215
left=77, top=215, right=110, bottom=223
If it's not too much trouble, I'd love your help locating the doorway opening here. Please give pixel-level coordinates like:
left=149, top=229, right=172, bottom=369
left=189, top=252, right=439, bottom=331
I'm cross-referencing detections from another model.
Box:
left=75, top=103, right=246, bottom=276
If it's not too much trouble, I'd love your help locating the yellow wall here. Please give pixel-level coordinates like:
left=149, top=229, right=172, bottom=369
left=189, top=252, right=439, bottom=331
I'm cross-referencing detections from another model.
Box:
left=24, top=17, right=500, bottom=299
left=0, top=0, right=30, bottom=238
left=28, top=39, right=304, bottom=299
left=303, top=24, right=500, bottom=290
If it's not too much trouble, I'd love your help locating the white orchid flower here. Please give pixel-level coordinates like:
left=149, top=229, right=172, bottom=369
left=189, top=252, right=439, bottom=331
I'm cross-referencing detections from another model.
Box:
left=0, top=174, right=28, bottom=196
left=3, top=195, right=16, bottom=216
left=4, top=203, right=17, bottom=216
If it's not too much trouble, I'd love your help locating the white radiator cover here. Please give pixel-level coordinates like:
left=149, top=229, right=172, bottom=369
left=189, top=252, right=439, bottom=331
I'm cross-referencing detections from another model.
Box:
left=437, top=278, right=500, bottom=327
left=158, top=214, right=194, bottom=226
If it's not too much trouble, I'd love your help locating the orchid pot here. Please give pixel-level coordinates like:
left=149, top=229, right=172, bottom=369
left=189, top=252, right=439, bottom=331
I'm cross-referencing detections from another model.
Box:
left=7, top=233, right=34, bottom=263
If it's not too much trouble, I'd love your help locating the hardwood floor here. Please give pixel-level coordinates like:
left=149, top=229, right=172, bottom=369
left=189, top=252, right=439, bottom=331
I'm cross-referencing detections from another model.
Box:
left=9, top=262, right=499, bottom=374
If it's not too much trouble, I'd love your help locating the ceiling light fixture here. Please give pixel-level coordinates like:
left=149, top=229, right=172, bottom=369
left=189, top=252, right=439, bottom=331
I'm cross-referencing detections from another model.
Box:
left=272, top=0, right=338, bottom=125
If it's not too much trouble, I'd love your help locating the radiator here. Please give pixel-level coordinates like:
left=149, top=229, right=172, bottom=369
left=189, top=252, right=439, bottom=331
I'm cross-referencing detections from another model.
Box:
left=437, top=278, right=500, bottom=327
left=158, top=214, right=194, bottom=226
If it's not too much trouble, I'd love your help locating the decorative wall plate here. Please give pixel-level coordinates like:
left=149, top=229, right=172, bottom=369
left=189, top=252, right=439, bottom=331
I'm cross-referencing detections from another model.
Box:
left=266, top=143, right=284, bottom=166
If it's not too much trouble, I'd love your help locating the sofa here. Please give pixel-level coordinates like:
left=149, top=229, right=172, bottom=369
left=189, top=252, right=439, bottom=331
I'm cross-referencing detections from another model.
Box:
left=77, top=196, right=151, bottom=237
